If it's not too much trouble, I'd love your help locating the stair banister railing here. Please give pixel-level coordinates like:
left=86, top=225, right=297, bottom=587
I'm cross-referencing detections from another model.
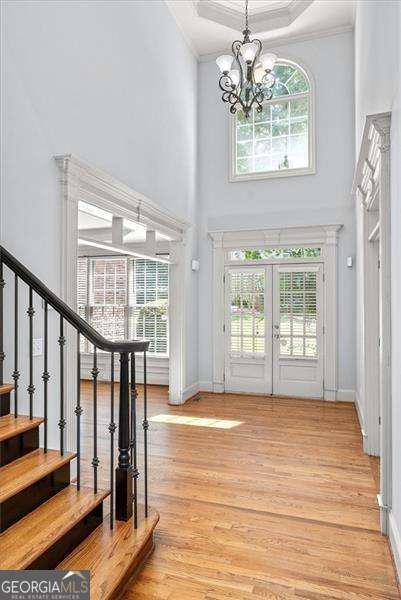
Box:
left=0, top=245, right=150, bottom=528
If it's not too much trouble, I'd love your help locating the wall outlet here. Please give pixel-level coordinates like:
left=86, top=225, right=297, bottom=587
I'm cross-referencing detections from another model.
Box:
left=33, top=338, right=43, bottom=356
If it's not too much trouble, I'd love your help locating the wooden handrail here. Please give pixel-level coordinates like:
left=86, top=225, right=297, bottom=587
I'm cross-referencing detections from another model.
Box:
left=0, top=246, right=149, bottom=353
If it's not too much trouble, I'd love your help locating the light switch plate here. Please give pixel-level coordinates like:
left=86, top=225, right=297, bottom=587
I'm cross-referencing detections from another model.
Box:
left=33, top=338, right=43, bottom=356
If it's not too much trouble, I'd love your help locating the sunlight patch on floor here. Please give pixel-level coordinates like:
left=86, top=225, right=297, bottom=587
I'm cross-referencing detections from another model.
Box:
left=149, top=414, right=243, bottom=429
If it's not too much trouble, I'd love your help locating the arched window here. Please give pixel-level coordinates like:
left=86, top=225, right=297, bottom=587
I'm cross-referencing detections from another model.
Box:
left=230, top=60, right=315, bottom=181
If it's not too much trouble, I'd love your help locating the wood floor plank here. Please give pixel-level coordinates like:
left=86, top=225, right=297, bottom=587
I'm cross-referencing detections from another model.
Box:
left=0, top=448, right=76, bottom=502
left=78, top=383, right=400, bottom=599
left=0, top=485, right=110, bottom=569
left=0, top=414, right=44, bottom=441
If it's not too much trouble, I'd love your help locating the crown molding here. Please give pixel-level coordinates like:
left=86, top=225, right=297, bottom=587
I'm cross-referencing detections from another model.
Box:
left=54, top=154, right=190, bottom=240
left=195, top=0, right=313, bottom=34
left=198, top=23, right=353, bottom=62
left=208, top=224, right=343, bottom=247
left=164, top=0, right=199, bottom=59
left=351, top=112, right=391, bottom=196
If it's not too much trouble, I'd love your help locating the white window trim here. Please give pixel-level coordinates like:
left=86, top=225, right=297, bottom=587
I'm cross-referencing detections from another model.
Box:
left=209, top=224, right=342, bottom=399
left=229, top=58, right=316, bottom=182
left=55, top=154, right=190, bottom=451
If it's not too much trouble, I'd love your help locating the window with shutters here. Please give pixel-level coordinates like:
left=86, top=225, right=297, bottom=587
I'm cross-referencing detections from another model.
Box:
left=229, top=270, right=265, bottom=356
left=279, top=270, right=317, bottom=358
left=129, top=259, right=168, bottom=354
left=77, top=256, right=168, bottom=355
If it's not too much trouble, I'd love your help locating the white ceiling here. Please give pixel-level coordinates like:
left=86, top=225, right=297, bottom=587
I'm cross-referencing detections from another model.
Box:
left=165, top=0, right=355, bottom=58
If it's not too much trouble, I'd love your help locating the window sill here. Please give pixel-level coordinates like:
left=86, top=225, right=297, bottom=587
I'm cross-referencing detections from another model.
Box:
left=229, top=165, right=316, bottom=183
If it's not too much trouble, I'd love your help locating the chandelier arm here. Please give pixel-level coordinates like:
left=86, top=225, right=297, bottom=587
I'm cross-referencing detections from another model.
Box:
left=221, top=90, right=243, bottom=115
left=232, top=46, right=244, bottom=91
left=219, top=73, right=235, bottom=93
left=231, top=40, right=242, bottom=55
left=248, top=88, right=265, bottom=113
left=250, top=38, right=263, bottom=81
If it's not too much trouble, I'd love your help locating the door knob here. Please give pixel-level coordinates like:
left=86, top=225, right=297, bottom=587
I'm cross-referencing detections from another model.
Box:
left=274, top=333, right=280, bottom=339
left=274, top=324, right=279, bottom=329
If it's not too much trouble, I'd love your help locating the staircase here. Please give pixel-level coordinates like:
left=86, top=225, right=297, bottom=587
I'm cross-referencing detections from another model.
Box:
left=0, top=247, right=159, bottom=598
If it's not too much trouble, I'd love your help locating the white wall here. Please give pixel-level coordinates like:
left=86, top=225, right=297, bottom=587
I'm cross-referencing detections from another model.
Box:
left=198, top=32, right=356, bottom=395
left=0, top=0, right=198, bottom=438
left=354, top=0, right=401, bottom=575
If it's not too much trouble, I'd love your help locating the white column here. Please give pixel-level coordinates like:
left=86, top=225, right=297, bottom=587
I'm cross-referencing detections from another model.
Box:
left=211, top=233, right=225, bottom=393
left=378, top=123, right=392, bottom=534
left=55, top=156, right=80, bottom=453
left=168, top=239, right=186, bottom=404
left=323, top=226, right=341, bottom=401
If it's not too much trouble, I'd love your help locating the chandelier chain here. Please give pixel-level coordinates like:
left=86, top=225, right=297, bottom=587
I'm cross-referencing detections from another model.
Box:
left=245, top=0, right=249, bottom=30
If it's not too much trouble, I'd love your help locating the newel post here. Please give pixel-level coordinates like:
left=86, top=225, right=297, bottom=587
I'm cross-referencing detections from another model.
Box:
left=116, top=351, right=133, bottom=521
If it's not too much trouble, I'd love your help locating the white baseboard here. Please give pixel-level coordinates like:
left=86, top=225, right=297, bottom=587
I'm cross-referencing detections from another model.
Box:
left=182, top=382, right=201, bottom=402
left=354, top=390, right=366, bottom=432
left=336, top=389, right=356, bottom=402
left=389, top=511, right=401, bottom=583
left=198, top=381, right=213, bottom=392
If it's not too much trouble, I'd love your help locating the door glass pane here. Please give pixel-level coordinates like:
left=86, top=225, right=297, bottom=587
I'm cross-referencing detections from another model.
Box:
left=278, top=270, right=318, bottom=358
left=229, top=271, right=265, bottom=356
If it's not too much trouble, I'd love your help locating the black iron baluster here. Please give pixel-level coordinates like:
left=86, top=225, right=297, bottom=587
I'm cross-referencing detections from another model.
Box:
left=116, top=351, right=133, bottom=521
left=13, top=275, right=19, bottom=417
left=27, top=287, right=35, bottom=419
left=131, top=352, right=139, bottom=528
left=92, top=346, right=99, bottom=494
left=42, top=302, right=49, bottom=452
left=58, top=316, right=66, bottom=455
left=143, top=350, right=149, bottom=518
left=109, top=352, right=116, bottom=529
left=75, top=332, right=82, bottom=490
left=0, top=260, right=4, bottom=386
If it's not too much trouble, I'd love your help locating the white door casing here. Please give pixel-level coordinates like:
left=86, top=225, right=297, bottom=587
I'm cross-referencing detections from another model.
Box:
left=210, top=225, right=341, bottom=400
left=352, top=113, right=392, bottom=534
left=272, top=264, right=323, bottom=398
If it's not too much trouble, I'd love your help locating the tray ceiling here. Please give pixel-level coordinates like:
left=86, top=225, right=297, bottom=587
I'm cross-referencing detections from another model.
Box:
left=165, top=0, right=355, bottom=57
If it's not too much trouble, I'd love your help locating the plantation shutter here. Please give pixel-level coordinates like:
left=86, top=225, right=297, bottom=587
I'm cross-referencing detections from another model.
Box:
left=129, top=259, right=169, bottom=355
left=278, top=269, right=318, bottom=358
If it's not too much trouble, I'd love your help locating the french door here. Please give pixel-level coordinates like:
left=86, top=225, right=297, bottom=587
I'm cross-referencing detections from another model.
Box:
left=225, top=264, right=324, bottom=398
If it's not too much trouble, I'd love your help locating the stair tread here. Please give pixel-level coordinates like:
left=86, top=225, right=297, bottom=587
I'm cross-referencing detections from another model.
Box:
left=0, top=384, right=13, bottom=396
left=0, top=485, right=110, bottom=570
left=58, top=508, right=159, bottom=599
left=0, top=448, right=76, bottom=503
left=0, top=415, right=44, bottom=442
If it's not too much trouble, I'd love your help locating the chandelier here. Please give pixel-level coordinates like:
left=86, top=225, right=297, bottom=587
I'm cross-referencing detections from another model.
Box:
left=215, top=0, right=277, bottom=118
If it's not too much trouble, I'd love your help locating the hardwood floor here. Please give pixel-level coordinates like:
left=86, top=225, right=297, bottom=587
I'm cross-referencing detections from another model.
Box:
left=80, top=382, right=399, bottom=599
